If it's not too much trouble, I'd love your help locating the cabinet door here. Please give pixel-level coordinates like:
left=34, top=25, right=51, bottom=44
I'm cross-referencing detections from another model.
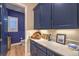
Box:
left=30, top=44, right=37, bottom=56
left=40, top=4, right=52, bottom=29
left=47, top=49, right=54, bottom=56
left=36, top=43, right=47, bottom=53
left=37, top=49, right=47, bottom=56
left=47, top=48, right=62, bottom=56
left=77, top=4, right=79, bottom=27
left=52, top=3, right=77, bottom=28
left=30, top=40, right=37, bottom=56
left=34, top=4, right=41, bottom=29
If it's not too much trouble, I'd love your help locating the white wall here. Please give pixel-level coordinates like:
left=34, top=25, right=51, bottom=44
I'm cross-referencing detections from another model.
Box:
left=25, top=3, right=38, bottom=55
left=48, top=29, right=79, bottom=45
left=26, top=3, right=37, bottom=30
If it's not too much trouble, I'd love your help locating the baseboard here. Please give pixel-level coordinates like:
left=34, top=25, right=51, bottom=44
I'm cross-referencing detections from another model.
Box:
left=11, top=42, right=22, bottom=46
left=11, top=40, right=25, bottom=46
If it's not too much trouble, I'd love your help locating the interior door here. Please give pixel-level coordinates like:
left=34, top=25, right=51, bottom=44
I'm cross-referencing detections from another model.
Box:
left=0, top=4, right=2, bottom=55
left=0, top=4, right=8, bottom=56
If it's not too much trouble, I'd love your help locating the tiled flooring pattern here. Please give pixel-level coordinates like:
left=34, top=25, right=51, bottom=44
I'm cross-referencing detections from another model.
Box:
left=7, top=44, right=25, bottom=56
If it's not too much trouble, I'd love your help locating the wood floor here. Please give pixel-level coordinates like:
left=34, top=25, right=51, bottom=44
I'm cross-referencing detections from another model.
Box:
left=7, top=44, right=25, bottom=56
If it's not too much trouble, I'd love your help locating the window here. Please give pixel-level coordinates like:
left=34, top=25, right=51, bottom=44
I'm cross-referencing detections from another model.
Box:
left=8, top=16, right=18, bottom=32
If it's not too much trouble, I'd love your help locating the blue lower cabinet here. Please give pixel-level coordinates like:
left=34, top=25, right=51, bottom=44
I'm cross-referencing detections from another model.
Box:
left=46, top=48, right=62, bottom=56
left=30, top=44, right=37, bottom=56
left=36, top=43, right=47, bottom=53
left=47, top=49, right=54, bottom=56
left=30, top=40, right=62, bottom=56
left=36, top=44, right=47, bottom=56
left=30, top=40, right=46, bottom=56
left=37, top=49, right=47, bottom=56
left=30, top=40, right=37, bottom=56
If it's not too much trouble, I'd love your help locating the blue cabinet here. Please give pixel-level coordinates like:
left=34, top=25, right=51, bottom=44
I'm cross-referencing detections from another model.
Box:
left=30, top=40, right=47, bottom=56
left=47, top=48, right=62, bottom=56
left=40, top=4, right=52, bottom=29
left=34, top=3, right=79, bottom=29
left=0, top=4, right=8, bottom=56
left=34, top=4, right=41, bottom=29
left=30, top=44, right=37, bottom=56
left=30, top=40, right=37, bottom=56
left=30, top=40, right=61, bottom=56
left=53, top=3, right=77, bottom=29
left=37, top=49, right=47, bottom=56
left=77, top=4, right=79, bottom=27
left=34, top=4, right=52, bottom=29
left=47, top=48, right=54, bottom=56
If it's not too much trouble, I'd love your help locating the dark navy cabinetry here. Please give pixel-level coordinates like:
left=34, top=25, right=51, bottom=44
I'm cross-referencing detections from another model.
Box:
left=47, top=48, right=61, bottom=56
left=30, top=40, right=47, bottom=56
left=30, top=40, right=62, bottom=56
left=34, top=4, right=41, bottom=29
left=34, top=3, right=79, bottom=29
left=53, top=3, right=77, bottom=29
left=77, top=4, right=79, bottom=27
left=34, top=4, right=52, bottom=29
left=40, top=4, right=52, bottom=29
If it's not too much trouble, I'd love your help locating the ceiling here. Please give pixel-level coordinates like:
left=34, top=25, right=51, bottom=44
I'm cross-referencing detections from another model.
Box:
left=24, top=3, right=38, bottom=9
left=6, top=3, right=25, bottom=13
left=5, top=3, right=37, bottom=13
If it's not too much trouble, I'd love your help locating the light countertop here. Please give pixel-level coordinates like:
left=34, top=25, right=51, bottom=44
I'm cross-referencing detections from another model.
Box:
left=31, top=38, right=79, bottom=56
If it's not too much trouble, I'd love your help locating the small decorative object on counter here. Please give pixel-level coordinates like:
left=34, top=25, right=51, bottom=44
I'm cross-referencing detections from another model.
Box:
left=48, top=34, right=51, bottom=41
left=56, top=34, right=66, bottom=45
left=31, top=31, right=41, bottom=39
left=68, top=43, right=77, bottom=49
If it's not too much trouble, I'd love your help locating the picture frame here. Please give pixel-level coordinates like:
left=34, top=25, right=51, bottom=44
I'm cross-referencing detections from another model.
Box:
left=56, top=34, right=66, bottom=45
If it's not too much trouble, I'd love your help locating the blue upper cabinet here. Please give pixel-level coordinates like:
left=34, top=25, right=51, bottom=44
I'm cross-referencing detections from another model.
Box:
left=52, top=3, right=77, bottom=29
left=34, top=4, right=52, bottom=29
left=34, top=3, right=79, bottom=29
left=40, top=4, right=52, bottom=29
left=77, top=4, right=79, bottom=27
left=34, top=4, right=41, bottom=29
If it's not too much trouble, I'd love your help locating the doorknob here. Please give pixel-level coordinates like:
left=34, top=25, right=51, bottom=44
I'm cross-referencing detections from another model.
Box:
left=0, top=38, right=2, bottom=42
